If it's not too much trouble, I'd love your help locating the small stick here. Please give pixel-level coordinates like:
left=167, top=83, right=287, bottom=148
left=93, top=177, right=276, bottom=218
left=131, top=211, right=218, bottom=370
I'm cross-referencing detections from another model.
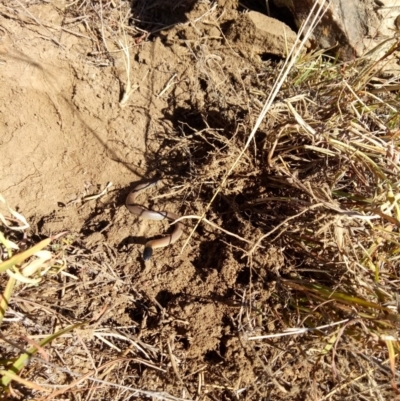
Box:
left=157, top=74, right=177, bottom=98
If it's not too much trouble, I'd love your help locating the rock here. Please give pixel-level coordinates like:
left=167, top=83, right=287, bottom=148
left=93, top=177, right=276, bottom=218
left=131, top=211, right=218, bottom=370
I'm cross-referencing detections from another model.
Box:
left=225, top=11, right=298, bottom=61
left=272, top=0, right=379, bottom=60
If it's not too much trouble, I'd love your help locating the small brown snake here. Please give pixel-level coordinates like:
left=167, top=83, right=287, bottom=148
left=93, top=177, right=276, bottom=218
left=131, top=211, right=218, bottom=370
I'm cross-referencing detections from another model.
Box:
left=125, top=181, right=183, bottom=260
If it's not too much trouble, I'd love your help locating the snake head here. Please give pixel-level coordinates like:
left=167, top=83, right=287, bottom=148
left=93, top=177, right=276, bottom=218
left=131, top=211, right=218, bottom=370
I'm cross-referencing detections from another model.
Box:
left=143, top=246, right=153, bottom=261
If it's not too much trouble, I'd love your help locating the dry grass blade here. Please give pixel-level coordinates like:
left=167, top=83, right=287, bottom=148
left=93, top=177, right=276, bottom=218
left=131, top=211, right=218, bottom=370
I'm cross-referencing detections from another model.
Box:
left=175, top=215, right=258, bottom=246
left=248, top=318, right=350, bottom=340
left=0, top=370, right=49, bottom=392
left=0, top=194, right=29, bottom=231
left=83, top=182, right=113, bottom=201
left=385, top=339, right=399, bottom=393
left=282, top=279, right=394, bottom=312
left=0, top=277, right=16, bottom=327
left=0, top=232, right=66, bottom=274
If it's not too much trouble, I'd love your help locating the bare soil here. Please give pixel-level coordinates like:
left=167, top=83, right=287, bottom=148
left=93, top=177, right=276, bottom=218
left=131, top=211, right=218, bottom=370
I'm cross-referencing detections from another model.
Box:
left=1, top=1, right=399, bottom=400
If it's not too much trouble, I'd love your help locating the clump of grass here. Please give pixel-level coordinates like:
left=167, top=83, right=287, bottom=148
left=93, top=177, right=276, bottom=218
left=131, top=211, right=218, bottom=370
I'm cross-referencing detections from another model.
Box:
left=0, top=195, right=82, bottom=397
left=157, top=17, right=400, bottom=398
left=226, top=43, right=400, bottom=396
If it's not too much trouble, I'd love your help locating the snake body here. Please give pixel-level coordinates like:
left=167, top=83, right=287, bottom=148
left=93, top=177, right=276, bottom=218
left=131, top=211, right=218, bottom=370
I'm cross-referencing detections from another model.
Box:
left=125, top=181, right=183, bottom=260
